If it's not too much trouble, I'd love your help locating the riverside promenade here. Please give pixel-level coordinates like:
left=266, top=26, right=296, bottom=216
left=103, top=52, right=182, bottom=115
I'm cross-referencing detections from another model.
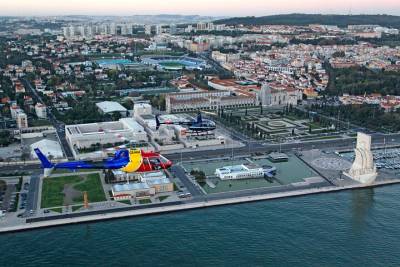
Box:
left=1, top=179, right=400, bottom=233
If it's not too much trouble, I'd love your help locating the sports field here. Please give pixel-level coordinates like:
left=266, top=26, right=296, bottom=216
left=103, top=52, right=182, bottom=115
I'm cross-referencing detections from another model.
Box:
left=159, top=61, right=185, bottom=70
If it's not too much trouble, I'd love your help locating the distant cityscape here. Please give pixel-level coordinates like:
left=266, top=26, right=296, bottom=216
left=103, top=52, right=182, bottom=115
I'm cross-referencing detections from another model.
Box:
left=0, top=13, right=400, bottom=237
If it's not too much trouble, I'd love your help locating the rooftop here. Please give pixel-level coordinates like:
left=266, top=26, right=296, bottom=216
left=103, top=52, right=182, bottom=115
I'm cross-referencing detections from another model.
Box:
left=216, top=164, right=263, bottom=174
left=96, top=101, right=127, bottom=114
left=146, top=178, right=172, bottom=186
left=112, top=183, right=149, bottom=192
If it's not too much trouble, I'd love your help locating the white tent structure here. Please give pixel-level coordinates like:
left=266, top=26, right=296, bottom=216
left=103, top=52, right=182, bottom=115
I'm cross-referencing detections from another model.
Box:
left=30, top=139, right=64, bottom=159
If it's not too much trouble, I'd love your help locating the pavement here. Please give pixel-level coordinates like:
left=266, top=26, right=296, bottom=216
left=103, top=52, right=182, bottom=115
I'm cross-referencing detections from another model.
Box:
left=170, top=165, right=205, bottom=196
left=0, top=132, right=399, bottom=174
left=24, top=175, right=40, bottom=217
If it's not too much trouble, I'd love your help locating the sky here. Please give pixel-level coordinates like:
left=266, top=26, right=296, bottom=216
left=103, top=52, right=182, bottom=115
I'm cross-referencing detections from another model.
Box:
left=0, top=0, right=400, bottom=17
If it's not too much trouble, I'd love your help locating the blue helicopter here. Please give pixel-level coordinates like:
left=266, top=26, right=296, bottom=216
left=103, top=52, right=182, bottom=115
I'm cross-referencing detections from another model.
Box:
left=156, top=112, right=216, bottom=133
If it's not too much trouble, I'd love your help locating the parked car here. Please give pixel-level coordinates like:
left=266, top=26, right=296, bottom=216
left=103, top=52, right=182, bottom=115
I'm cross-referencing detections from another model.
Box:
left=23, top=183, right=29, bottom=191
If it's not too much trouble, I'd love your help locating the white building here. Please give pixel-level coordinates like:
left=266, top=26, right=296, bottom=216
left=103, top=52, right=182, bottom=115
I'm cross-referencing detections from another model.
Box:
left=260, top=83, right=301, bottom=107
left=197, top=22, right=207, bottom=31
left=35, top=103, right=47, bottom=119
left=155, top=25, right=163, bottom=35
left=215, top=164, right=266, bottom=180
left=165, top=90, right=256, bottom=113
left=65, top=118, right=147, bottom=150
left=96, top=101, right=128, bottom=117
left=134, top=103, right=152, bottom=117
left=145, top=25, right=153, bottom=35
left=30, top=139, right=63, bottom=159
left=16, top=111, right=28, bottom=129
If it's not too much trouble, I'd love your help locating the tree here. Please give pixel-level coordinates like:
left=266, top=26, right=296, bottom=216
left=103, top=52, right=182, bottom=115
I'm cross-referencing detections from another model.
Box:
left=190, top=170, right=206, bottom=186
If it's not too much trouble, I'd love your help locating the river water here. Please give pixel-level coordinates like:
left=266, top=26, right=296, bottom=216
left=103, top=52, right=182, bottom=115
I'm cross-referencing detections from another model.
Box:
left=1, top=186, right=399, bottom=266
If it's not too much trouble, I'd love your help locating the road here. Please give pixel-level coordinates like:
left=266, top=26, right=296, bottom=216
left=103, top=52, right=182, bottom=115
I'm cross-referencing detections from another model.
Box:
left=166, top=133, right=400, bottom=162
left=1, top=131, right=399, bottom=174
left=24, top=175, right=40, bottom=217
left=22, top=79, right=74, bottom=159
left=170, top=165, right=205, bottom=196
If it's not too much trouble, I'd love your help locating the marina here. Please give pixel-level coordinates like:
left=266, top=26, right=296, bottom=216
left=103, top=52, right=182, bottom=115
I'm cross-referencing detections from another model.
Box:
left=340, top=147, right=400, bottom=171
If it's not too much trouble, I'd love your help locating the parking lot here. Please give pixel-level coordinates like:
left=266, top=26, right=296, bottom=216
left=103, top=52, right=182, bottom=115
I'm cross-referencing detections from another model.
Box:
left=0, top=178, right=19, bottom=212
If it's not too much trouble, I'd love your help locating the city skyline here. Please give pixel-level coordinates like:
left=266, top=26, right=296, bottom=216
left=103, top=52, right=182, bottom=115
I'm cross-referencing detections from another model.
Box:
left=1, top=0, right=400, bottom=17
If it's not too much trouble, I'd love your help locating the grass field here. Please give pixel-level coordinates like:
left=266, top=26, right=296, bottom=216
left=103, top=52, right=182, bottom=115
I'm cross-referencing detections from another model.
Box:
left=117, top=200, right=131, bottom=205
left=159, top=61, right=184, bottom=69
left=50, top=207, right=62, bottom=213
left=41, top=175, right=82, bottom=208
left=139, top=199, right=152, bottom=204
left=72, top=205, right=83, bottom=212
left=73, top=173, right=107, bottom=203
left=41, top=173, right=106, bottom=208
left=158, top=196, right=169, bottom=202
left=173, top=183, right=179, bottom=191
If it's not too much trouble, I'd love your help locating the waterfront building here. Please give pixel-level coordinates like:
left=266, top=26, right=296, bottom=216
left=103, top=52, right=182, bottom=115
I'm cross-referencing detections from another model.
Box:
left=268, top=152, right=289, bottom=162
left=112, top=183, right=155, bottom=200
left=111, top=171, right=173, bottom=199
left=215, top=164, right=268, bottom=180
left=145, top=178, right=174, bottom=193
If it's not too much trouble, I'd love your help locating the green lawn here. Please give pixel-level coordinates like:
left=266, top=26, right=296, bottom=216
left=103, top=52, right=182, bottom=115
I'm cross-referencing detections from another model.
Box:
left=301, top=135, right=342, bottom=141
left=50, top=207, right=63, bottom=213
left=41, top=173, right=106, bottom=208
left=160, top=62, right=184, bottom=69
left=139, top=199, right=152, bottom=204
left=41, top=175, right=82, bottom=208
left=173, top=183, right=179, bottom=191
left=29, top=119, right=52, bottom=127
left=158, top=196, right=169, bottom=202
left=72, top=205, right=83, bottom=212
left=51, top=169, right=95, bottom=174
left=308, top=122, right=323, bottom=129
left=73, top=173, right=106, bottom=203
left=117, top=200, right=131, bottom=205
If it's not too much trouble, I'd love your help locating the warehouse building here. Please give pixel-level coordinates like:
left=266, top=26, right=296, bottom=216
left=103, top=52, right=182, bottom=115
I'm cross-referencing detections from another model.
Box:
left=96, top=101, right=128, bottom=117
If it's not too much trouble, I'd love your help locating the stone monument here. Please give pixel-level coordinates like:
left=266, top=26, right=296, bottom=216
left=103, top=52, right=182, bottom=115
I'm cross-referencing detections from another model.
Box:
left=344, top=132, right=377, bottom=184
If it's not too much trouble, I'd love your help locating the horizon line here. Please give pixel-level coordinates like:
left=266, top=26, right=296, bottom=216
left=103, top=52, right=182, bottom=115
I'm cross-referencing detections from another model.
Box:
left=1, top=12, right=400, bottom=18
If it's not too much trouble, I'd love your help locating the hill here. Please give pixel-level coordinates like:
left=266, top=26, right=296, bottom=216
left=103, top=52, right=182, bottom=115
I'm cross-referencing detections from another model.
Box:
left=215, top=14, right=400, bottom=28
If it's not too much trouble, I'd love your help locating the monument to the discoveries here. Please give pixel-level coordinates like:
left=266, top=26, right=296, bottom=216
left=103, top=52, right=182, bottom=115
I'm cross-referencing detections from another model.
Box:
left=345, top=132, right=377, bottom=184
